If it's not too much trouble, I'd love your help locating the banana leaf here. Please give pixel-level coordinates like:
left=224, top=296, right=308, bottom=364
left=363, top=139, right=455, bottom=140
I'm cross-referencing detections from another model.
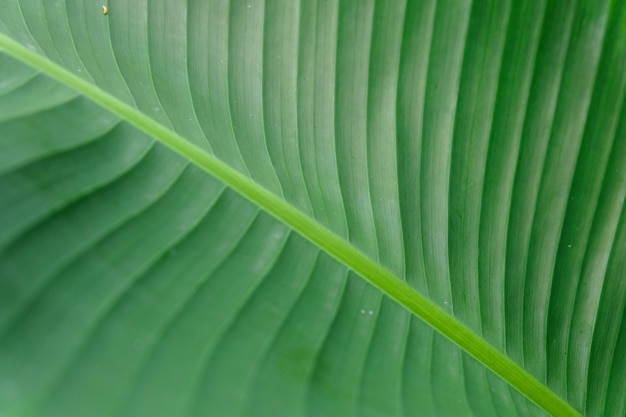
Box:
left=1, top=1, right=625, bottom=416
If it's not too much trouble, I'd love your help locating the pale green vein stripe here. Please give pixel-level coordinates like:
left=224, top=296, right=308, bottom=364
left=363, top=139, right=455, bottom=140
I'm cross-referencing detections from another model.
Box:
left=0, top=34, right=582, bottom=417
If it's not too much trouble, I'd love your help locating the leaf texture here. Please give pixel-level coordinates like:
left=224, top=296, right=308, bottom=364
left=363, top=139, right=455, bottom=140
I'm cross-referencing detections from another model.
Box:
left=1, top=1, right=625, bottom=416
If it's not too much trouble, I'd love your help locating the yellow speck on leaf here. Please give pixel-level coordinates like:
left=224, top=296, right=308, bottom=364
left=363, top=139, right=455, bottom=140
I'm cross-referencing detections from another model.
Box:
left=102, top=5, right=108, bottom=15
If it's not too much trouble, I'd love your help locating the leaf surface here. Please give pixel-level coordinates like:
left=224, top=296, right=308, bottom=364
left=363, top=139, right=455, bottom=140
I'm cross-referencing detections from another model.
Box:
left=1, top=1, right=625, bottom=416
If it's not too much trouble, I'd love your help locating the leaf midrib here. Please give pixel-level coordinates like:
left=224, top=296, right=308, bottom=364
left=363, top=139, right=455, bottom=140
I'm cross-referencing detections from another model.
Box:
left=0, top=33, right=582, bottom=417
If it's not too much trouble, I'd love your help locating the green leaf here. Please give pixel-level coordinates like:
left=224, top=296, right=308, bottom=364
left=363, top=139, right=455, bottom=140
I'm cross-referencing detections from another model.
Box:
left=0, top=1, right=625, bottom=416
